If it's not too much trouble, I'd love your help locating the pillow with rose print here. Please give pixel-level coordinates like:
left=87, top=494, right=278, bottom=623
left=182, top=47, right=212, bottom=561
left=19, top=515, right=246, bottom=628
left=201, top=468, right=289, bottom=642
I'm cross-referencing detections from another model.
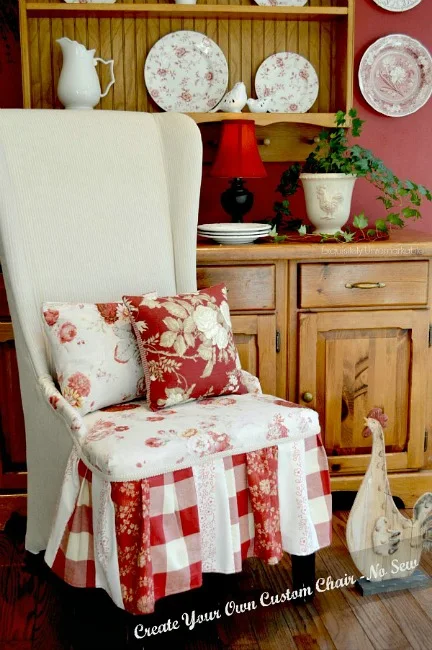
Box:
left=42, top=293, right=156, bottom=416
left=123, top=283, right=247, bottom=411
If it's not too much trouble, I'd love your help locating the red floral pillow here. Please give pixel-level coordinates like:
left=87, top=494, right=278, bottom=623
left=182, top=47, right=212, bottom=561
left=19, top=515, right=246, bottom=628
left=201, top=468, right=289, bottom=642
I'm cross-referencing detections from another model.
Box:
left=123, top=284, right=246, bottom=411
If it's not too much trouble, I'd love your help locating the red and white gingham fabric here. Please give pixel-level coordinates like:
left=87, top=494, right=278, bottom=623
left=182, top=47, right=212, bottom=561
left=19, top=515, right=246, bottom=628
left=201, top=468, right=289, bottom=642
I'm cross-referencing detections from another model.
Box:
left=46, top=433, right=331, bottom=614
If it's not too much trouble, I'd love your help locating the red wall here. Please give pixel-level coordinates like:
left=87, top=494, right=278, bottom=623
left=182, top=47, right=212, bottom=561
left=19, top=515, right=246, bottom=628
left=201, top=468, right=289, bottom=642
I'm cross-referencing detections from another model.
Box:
left=199, top=1, right=432, bottom=230
left=1, top=1, right=431, bottom=230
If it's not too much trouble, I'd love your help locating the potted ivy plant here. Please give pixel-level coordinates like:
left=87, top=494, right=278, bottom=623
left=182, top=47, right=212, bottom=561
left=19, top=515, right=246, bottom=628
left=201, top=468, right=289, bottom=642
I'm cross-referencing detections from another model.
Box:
left=272, top=109, right=431, bottom=240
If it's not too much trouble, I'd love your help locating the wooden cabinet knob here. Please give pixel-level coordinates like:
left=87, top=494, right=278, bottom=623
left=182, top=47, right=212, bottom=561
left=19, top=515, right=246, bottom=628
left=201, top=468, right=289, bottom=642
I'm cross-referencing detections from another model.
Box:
left=331, top=463, right=341, bottom=472
left=302, top=391, right=314, bottom=403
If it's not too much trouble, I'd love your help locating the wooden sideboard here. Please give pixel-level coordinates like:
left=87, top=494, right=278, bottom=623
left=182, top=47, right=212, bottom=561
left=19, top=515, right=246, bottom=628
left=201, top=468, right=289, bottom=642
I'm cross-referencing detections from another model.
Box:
left=197, top=229, right=432, bottom=507
left=1, top=230, right=432, bottom=513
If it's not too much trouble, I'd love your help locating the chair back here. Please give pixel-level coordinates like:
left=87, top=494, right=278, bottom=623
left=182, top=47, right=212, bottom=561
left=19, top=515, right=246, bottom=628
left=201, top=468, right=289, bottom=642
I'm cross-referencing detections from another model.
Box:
left=0, top=110, right=203, bottom=378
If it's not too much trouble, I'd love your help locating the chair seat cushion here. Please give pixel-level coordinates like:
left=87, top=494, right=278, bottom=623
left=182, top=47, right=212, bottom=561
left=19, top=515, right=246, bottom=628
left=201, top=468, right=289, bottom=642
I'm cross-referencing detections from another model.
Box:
left=79, top=393, right=320, bottom=482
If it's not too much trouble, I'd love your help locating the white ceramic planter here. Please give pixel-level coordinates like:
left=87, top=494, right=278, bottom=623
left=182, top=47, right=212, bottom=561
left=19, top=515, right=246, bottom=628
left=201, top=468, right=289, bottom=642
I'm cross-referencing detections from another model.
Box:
left=300, top=173, right=357, bottom=235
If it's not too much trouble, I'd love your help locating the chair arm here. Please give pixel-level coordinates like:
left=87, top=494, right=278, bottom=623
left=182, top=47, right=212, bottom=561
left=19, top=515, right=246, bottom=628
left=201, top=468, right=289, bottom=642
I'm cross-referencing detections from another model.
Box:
left=240, top=369, right=262, bottom=395
left=38, top=374, right=87, bottom=440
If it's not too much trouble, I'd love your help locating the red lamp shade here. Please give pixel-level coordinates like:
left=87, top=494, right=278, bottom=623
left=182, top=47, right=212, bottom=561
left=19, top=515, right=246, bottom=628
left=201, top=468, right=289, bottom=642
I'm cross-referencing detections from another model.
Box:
left=210, top=120, right=267, bottom=179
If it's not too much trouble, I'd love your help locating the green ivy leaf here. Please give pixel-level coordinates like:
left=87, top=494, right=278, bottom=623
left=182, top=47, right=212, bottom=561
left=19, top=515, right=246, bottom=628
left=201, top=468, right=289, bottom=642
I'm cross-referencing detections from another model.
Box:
left=375, top=219, right=388, bottom=232
left=353, top=212, right=368, bottom=229
left=387, top=213, right=404, bottom=227
left=342, top=231, right=355, bottom=242
left=298, top=225, right=307, bottom=235
left=367, top=229, right=376, bottom=237
left=377, top=196, right=393, bottom=209
left=402, top=207, right=420, bottom=218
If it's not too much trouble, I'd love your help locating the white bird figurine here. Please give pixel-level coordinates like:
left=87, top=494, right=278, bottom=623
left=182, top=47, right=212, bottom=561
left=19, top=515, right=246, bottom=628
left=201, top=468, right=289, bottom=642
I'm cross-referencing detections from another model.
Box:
left=210, top=82, right=247, bottom=113
left=347, top=408, right=432, bottom=582
left=247, top=97, right=271, bottom=113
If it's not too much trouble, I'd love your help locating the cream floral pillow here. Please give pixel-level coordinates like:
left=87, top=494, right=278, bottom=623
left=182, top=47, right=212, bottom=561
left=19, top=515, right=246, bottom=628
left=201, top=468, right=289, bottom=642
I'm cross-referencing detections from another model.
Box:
left=42, top=295, right=156, bottom=416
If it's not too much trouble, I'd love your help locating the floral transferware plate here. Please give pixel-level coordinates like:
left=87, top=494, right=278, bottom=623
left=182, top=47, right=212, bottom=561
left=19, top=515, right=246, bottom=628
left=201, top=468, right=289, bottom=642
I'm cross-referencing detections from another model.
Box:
left=144, top=31, right=228, bottom=113
left=198, top=223, right=271, bottom=232
left=359, top=34, right=432, bottom=117
left=371, top=0, right=421, bottom=11
left=255, top=52, right=319, bottom=113
left=63, top=1, right=117, bottom=4
left=253, top=0, right=307, bottom=6
left=198, top=233, right=269, bottom=245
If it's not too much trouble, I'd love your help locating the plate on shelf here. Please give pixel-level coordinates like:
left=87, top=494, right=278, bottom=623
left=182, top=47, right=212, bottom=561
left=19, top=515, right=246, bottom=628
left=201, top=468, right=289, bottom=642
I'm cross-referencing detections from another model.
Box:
left=199, top=233, right=270, bottom=245
left=63, top=1, right=117, bottom=4
left=359, top=34, right=432, bottom=117
left=253, top=0, right=308, bottom=5
left=198, top=223, right=271, bottom=233
left=144, top=31, right=228, bottom=113
left=371, top=0, right=421, bottom=11
left=255, top=52, right=319, bottom=113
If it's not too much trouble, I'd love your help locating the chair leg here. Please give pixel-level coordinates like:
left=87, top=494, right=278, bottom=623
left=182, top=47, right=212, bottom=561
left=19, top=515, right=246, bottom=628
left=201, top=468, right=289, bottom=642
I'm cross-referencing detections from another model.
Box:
left=291, top=553, right=315, bottom=603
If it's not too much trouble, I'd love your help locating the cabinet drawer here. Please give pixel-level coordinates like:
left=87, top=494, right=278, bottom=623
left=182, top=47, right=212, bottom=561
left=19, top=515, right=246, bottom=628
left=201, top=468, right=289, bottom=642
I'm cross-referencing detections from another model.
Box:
left=299, top=261, right=429, bottom=308
left=197, top=265, right=275, bottom=311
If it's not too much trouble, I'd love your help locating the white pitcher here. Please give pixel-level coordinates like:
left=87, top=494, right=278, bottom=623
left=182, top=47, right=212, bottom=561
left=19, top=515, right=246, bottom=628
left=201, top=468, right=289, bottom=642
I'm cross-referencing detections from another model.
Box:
left=57, top=37, right=115, bottom=110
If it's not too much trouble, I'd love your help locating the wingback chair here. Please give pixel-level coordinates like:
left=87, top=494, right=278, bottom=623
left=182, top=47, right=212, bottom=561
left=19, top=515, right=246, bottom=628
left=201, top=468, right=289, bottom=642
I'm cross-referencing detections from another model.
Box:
left=0, top=110, right=331, bottom=614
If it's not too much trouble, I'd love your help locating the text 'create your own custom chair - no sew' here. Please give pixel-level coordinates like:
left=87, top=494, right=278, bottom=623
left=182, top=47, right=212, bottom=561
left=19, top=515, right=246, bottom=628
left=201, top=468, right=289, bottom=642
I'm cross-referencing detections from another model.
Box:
left=0, top=110, right=331, bottom=615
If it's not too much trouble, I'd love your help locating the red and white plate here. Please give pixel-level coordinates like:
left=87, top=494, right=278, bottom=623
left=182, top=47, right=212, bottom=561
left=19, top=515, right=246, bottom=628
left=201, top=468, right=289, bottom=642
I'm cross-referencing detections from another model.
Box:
left=371, top=0, right=421, bottom=11
left=255, top=52, right=319, bottom=113
left=63, top=1, right=117, bottom=4
left=144, top=31, right=228, bottom=113
left=253, top=0, right=307, bottom=5
left=359, top=34, right=432, bottom=117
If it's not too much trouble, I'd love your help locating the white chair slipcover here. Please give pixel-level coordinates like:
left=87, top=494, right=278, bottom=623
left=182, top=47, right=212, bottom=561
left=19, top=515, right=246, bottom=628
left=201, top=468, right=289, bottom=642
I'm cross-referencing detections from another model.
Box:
left=0, top=110, right=202, bottom=552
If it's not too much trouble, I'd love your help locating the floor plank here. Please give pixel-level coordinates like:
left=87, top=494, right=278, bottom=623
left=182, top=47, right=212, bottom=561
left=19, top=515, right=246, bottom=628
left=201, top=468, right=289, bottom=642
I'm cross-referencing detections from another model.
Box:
left=0, top=549, right=37, bottom=643
left=256, top=556, right=336, bottom=650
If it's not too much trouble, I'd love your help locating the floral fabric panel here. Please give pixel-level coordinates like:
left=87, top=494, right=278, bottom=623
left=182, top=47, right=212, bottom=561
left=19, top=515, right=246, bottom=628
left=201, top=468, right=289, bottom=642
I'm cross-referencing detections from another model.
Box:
left=246, top=446, right=282, bottom=565
left=81, top=393, right=320, bottom=481
left=42, top=294, right=156, bottom=416
left=111, top=478, right=154, bottom=614
left=123, top=283, right=246, bottom=411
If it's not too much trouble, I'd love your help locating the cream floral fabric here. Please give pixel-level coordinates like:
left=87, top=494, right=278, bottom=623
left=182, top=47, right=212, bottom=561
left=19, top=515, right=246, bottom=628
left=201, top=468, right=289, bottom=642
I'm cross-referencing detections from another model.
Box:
left=79, top=393, right=320, bottom=481
left=42, top=296, right=156, bottom=416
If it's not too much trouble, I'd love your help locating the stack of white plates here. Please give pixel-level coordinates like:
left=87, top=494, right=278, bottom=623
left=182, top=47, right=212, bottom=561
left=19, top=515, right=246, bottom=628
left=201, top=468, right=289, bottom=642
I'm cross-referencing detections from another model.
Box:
left=198, top=223, right=272, bottom=245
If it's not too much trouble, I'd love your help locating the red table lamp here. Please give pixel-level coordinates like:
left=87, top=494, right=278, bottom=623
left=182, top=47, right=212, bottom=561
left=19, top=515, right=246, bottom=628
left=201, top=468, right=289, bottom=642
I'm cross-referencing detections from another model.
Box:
left=210, top=120, right=267, bottom=223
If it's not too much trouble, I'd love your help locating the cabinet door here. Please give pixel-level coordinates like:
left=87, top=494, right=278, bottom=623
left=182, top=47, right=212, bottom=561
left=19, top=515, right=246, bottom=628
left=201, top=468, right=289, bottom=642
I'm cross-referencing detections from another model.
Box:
left=298, top=310, right=429, bottom=473
left=231, top=314, right=277, bottom=396
left=0, top=324, right=27, bottom=489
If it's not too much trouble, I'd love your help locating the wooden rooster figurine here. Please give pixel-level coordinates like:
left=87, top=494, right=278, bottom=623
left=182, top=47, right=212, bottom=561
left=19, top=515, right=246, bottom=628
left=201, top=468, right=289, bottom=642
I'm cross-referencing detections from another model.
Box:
left=346, top=408, right=432, bottom=583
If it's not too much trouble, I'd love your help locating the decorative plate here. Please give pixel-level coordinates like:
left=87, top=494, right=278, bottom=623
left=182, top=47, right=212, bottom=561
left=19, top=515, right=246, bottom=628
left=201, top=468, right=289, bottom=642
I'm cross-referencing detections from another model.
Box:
left=371, top=0, right=421, bottom=12
left=198, top=223, right=271, bottom=232
left=255, top=52, right=319, bottom=113
left=63, top=1, right=117, bottom=4
left=359, top=34, right=432, bottom=117
left=199, top=233, right=269, bottom=245
left=144, top=31, right=228, bottom=113
left=253, top=0, right=307, bottom=6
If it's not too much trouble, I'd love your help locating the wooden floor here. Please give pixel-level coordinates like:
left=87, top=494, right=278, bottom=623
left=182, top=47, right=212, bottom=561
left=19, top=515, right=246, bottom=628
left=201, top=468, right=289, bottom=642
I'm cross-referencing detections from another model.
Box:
left=0, top=508, right=431, bottom=650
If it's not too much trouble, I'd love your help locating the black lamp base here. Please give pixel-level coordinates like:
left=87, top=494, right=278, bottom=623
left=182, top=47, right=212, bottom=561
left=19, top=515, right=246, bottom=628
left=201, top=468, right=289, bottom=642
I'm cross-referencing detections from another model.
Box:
left=220, top=178, right=254, bottom=223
